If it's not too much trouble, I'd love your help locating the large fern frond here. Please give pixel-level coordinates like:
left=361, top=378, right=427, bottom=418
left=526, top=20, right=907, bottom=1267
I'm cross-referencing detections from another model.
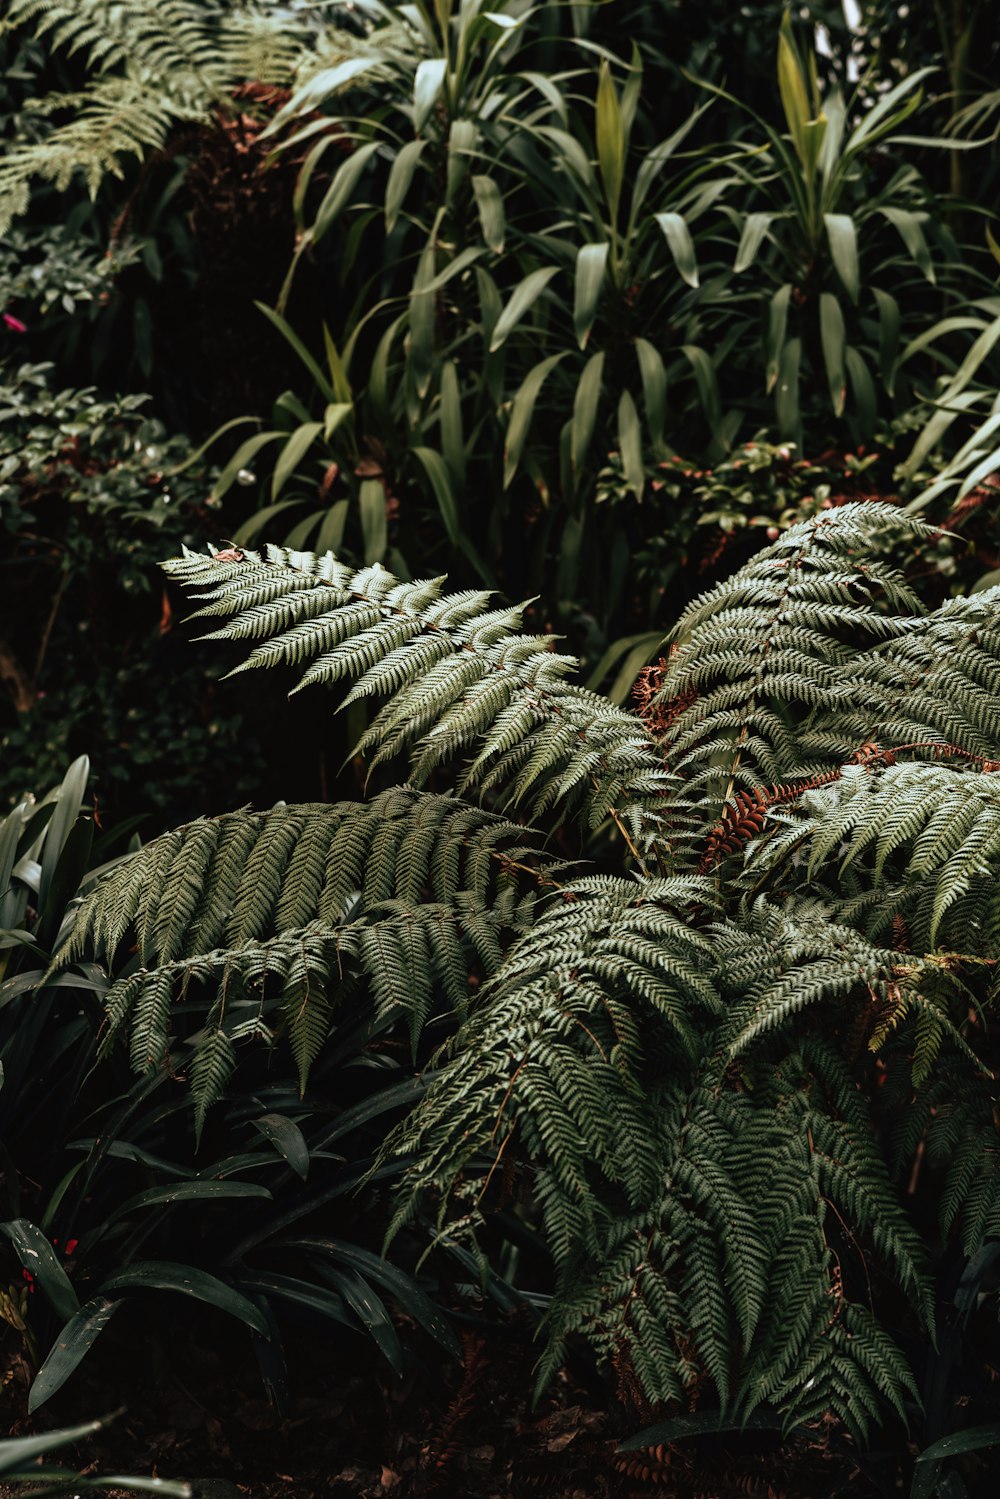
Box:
left=57, top=789, right=565, bottom=1127
left=163, top=546, right=672, bottom=851
left=388, top=891, right=931, bottom=1438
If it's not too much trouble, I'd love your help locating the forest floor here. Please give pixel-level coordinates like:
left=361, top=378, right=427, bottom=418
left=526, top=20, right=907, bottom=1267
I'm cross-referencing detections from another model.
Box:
left=1, top=1310, right=887, bottom=1498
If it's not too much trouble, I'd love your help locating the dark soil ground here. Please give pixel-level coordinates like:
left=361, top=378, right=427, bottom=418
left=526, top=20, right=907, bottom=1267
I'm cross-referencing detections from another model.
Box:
left=1, top=1307, right=891, bottom=1499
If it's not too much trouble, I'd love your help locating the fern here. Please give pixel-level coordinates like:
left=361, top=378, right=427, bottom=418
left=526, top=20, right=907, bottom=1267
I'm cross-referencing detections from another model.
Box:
left=52, top=506, right=1000, bottom=1440
left=0, top=0, right=331, bottom=230
left=162, top=545, right=671, bottom=848
left=65, top=789, right=564, bottom=1130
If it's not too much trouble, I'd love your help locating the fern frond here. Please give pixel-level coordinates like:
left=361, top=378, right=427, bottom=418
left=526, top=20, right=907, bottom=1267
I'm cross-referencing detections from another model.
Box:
left=164, top=546, right=671, bottom=850
left=55, top=790, right=565, bottom=1122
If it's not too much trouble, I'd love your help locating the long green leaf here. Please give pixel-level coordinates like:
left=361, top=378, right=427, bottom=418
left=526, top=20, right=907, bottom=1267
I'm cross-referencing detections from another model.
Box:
left=504, top=352, right=567, bottom=487
left=252, top=1114, right=311, bottom=1179
left=211, top=431, right=284, bottom=503
left=655, top=212, right=699, bottom=288
left=766, top=284, right=792, bottom=393
left=824, top=214, right=859, bottom=302
left=1, top=1219, right=80, bottom=1324
left=820, top=292, right=846, bottom=417
left=596, top=60, right=625, bottom=219
left=254, top=301, right=337, bottom=404
left=775, top=336, right=801, bottom=436
left=359, top=477, right=387, bottom=564
left=734, top=212, right=775, bottom=274
left=472, top=173, right=505, bottom=252
left=618, top=389, right=644, bottom=499
left=271, top=421, right=324, bottom=502
left=574, top=242, right=609, bottom=348
left=635, top=338, right=667, bottom=452
left=385, top=138, right=426, bottom=232
left=489, top=266, right=560, bottom=352
left=28, top=1298, right=122, bottom=1412
left=99, top=1262, right=270, bottom=1336
left=571, top=351, right=605, bottom=477
left=313, top=140, right=381, bottom=242
left=414, top=58, right=446, bottom=132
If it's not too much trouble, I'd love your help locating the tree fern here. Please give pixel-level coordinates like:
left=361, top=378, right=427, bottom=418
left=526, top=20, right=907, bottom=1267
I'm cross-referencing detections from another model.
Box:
left=52, top=505, right=1000, bottom=1441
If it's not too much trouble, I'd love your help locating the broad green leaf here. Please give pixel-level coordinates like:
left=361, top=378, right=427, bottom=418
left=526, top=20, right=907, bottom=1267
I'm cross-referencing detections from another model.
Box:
left=322, top=325, right=353, bottom=401
left=252, top=1114, right=310, bottom=1179
left=621, top=1410, right=790, bottom=1451
left=845, top=346, right=876, bottom=436
left=574, top=242, right=609, bottom=348
left=324, top=402, right=352, bottom=441
left=766, top=284, right=792, bottom=393
left=414, top=58, right=446, bottom=132
left=635, top=338, right=667, bottom=452
left=777, top=22, right=810, bottom=165
left=99, top=1262, right=270, bottom=1336
left=415, top=245, right=483, bottom=294
left=472, top=174, right=505, bottom=252
left=504, top=352, right=568, bottom=487
left=321, top=1265, right=403, bottom=1371
left=316, top=499, right=350, bottom=555
left=267, top=57, right=380, bottom=131
left=824, top=214, right=859, bottom=302
left=879, top=206, right=935, bottom=283
left=28, top=1297, right=122, bottom=1412
left=655, top=212, right=698, bottom=288
left=447, top=118, right=477, bottom=202
left=819, top=292, right=846, bottom=417
left=873, top=287, right=901, bottom=394
left=902, top=390, right=980, bottom=482
left=271, top=422, right=323, bottom=501
left=775, top=336, right=801, bottom=436
left=236, top=1272, right=352, bottom=1327
left=571, top=351, right=605, bottom=477
left=439, top=359, right=465, bottom=486
left=489, top=266, right=559, bottom=352
left=1, top=1219, right=80, bottom=1324
left=36, top=757, right=89, bottom=915
left=734, top=213, right=775, bottom=274
left=409, top=238, right=438, bottom=397
left=618, top=389, right=644, bottom=499
left=385, top=139, right=426, bottom=232
left=596, top=60, right=625, bottom=219
left=283, top=509, right=326, bottom=551
left=845, top=66, right=932, bottom=152
left=312, top=141, right=381, bottom=243
left=359, top=478, right=387, bottom=564
left=108, top=1180, right=273, bottom=1225
left=211, top=430, right=283, bottom=502
left=916, top=1425, right=1000, bottom=1462
left=412, top=445, right=459, bottom=544
left=680, top=344, right=722, bottom=434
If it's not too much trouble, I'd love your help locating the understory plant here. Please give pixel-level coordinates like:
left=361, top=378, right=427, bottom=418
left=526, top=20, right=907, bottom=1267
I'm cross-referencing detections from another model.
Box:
left=39, top=501, right=1000, bottom=1481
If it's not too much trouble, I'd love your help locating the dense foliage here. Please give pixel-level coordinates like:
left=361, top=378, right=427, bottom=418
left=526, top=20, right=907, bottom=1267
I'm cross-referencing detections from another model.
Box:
left=3, top=2, right=1000, bottom=1496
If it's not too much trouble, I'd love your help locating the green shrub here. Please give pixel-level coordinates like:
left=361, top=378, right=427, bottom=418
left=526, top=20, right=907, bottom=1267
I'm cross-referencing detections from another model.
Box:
left=39, top=503, right=1000, bottom=1484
